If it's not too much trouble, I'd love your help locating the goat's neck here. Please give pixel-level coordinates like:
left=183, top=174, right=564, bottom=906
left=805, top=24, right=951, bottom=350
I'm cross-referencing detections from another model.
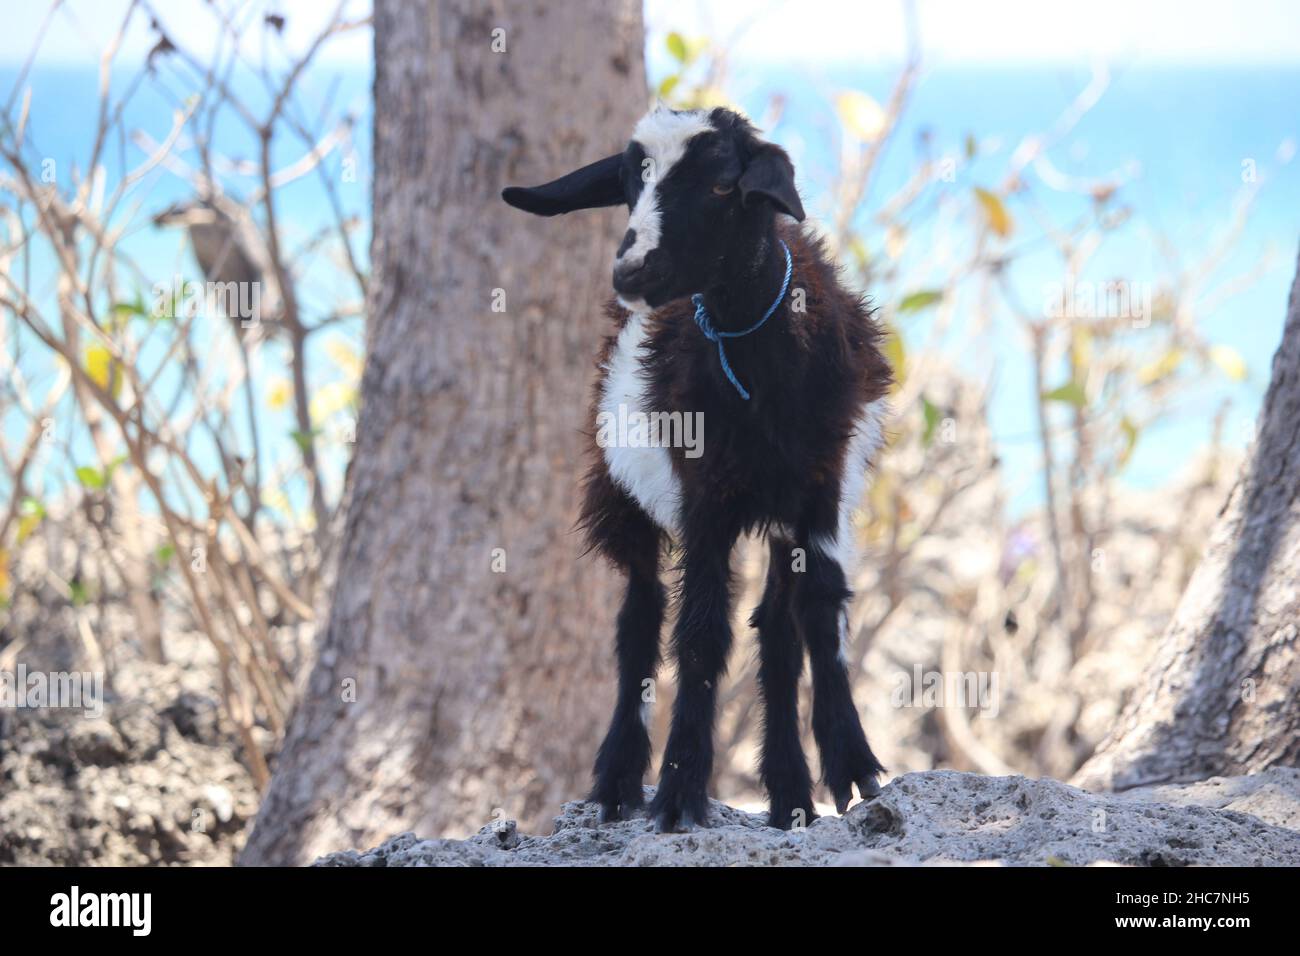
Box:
left=698, top=226, right=787, bottom=334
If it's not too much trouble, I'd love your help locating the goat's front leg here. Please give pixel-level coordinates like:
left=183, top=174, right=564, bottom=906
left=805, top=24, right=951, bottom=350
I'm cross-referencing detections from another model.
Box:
left=588, top=498, right=664, bottom=822
left=797, top=534, right=885, bottom=813
left=590, top=562, right=665, bottom=821
left=649, top=522, right=739, bottom=832
left=752, top=538, right=816, bottom=829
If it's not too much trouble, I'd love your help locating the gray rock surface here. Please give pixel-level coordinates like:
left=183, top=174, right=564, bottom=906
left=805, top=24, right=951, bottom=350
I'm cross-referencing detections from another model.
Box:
left=314, top=767, right=1300, bottom=867
left=0, top=659, right=259, bottom=866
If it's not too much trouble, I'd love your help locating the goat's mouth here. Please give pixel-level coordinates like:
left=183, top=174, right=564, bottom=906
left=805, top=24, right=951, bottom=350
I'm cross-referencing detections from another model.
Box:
left=612, top=260, right=676, bottom=309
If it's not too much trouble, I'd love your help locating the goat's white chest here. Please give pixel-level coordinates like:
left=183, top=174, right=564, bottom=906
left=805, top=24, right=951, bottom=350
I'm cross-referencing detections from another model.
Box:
left=598, top=312, right=683, bottom=534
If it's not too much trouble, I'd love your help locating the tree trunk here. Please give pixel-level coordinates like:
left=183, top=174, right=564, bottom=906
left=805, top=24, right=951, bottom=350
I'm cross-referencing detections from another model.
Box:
left=241, top=0, right=645, bottom=865
left=1073, top=247, right=1300, bottom=791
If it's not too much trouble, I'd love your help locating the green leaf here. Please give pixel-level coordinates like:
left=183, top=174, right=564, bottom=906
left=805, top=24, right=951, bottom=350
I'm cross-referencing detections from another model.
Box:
left=290, top=428, right=321, bottom=454
left=1042, top=381, right=1088, bottom=408
left=921, top=396, right=941, bottom=447
left=69, top=578, right=89, bottom=607
left=19, top=496, right=46, bottom=519
left=16, top=497, right=45, bottom=545
left=155, top=543, right=176, bottom=566
left=899, top=289, right=944, bottom=313
left=104, top=454, right=127, bottom=483
left=109, top=293, right=148, bottom=325
left=75, top=466, right=106, bottom=490
left=666, top=31, right=689, bottom=63
left=657, top=74, right=681, bottom=99
left=964, top=133, right=977, bottom=160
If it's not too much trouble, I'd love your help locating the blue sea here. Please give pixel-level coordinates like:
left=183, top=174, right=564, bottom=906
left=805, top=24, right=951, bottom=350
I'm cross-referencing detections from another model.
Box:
left=709, top=62, right=1300, bottom=503
left=3, top=52, right=1297, bottom=515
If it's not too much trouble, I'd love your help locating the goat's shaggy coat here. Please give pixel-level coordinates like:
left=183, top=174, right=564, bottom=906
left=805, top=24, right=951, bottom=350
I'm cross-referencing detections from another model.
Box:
left=504, top=107, right=892, bottom=832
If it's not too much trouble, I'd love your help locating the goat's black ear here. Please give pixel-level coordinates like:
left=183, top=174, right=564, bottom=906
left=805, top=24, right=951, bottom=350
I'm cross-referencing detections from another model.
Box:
left=501, top=153, right=624, bottom=217
left=738, top=144, right=805, bottom=222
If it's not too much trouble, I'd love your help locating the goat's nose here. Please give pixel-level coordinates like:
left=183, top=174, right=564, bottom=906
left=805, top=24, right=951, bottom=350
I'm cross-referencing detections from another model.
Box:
left=616, top=228, right=637, bottom=259
left=612, top=258, right=644, bottom=292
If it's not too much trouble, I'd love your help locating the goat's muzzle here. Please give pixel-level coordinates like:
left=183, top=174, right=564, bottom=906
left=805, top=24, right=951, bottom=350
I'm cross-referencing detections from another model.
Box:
left=612, top=251, right=669, bottom=300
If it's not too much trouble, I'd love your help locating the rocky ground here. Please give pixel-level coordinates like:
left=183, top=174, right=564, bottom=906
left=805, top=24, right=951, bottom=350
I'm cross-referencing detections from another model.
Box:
left=0, top=657, right=260, bottom=866
left=315, top=768, right=1300, bottom=867
left=0, top=516, right=282, bottom=866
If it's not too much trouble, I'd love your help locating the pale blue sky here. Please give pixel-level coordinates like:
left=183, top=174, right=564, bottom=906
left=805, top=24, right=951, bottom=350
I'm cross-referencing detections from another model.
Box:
left=645, top=0, right=1300, bottom=66
left=4, top=0, right=1300, bottom=67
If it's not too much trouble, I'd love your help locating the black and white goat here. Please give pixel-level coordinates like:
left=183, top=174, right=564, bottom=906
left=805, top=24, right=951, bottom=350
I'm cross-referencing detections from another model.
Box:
left=503, top=106, right=891, bottom=832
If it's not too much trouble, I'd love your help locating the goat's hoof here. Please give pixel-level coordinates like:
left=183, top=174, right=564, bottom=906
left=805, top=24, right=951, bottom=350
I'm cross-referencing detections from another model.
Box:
left=832, top=775, right=883, bottom=815
left=653, top=808, right=703, bottom=834
left=595, top=799, right=642, bottom=824
left=766, top=802, right=818, bottom=831
left=648, top=788, right=708, bottom=833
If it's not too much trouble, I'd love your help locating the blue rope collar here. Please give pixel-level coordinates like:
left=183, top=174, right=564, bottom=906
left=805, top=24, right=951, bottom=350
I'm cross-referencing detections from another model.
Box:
left=692, top=239, right=792, bottom=401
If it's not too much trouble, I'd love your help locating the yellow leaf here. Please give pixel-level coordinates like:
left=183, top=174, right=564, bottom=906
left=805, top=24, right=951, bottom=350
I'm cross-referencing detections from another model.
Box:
left=263, top=487, right=292, bottom=517
left=688, top=85, right=734, bottom=111
left=974, top=187, right=1014, bottom=237
left=836, top=91, right=887, bottom=143
left=17, top=513, right=41, bottom=544
left=885, top=224, right=907, bottom=260
left=867, top=471, right=894, bottom=525
left=267, top=378, right=292, bottom=411
left=848, top=238, right=870, bottom=273
left=310, top=381, right=357, bottom=425
left=85, top=345, right=123, bottom=400
left=324, top=339, right=364, bottom=382
left=1138, top=348, right=1184, bottom=386
left=1208, top=344, right=1247, bottom=382
left=882, top=323, right=907, bottom=389
left=665, top=33, right=707, bottom=67
left=1071, top=325, right=1094, bottom=377
left=666, top=31, right=688, bottom=63
left=1118, top=415, right=1140, bottom=468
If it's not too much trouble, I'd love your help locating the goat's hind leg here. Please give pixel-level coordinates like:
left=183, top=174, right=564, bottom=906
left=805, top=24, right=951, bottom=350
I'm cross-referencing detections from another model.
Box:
left=587, top=490, right=665, bottom=822
left=797, top=538, right=885, bottom=813
left=752, top=537, right=816, bottom=829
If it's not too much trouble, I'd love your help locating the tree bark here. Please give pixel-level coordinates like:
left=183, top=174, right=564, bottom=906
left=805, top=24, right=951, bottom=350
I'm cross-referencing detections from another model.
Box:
left=241, top=0, right=645, bottom=864
left=1073, top=247, right=1300, bottom=791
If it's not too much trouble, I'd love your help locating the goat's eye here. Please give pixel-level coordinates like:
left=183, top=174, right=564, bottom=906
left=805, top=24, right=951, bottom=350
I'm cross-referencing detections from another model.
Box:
left=712, top=183, right=735, bottom=197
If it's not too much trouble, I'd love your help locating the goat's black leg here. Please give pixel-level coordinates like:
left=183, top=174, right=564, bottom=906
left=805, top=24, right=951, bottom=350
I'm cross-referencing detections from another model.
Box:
left=752, top=538, right=816, bottom=830
left=590, top=563, right=665, bottom=821
left=586, top=488, right=665, bottom=822
left=649, top=522, right=739, bottom=832
left=796, top=540, right=885, bottom=813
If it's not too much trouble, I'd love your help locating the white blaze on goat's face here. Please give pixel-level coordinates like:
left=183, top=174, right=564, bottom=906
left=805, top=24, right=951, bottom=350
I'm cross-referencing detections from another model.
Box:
left=502, top=104, right=806, bottom=312
left=614, top=109, right=713, bottom=305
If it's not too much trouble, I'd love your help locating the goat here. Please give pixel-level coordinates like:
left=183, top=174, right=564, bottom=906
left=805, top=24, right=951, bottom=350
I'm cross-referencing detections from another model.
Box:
left=502, top=106, right=890, bottom=832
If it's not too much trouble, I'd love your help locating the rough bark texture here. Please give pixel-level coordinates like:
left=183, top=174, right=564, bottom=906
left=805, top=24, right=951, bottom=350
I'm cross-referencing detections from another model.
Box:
left=1073, top=248, right=1300, bottom=791
left=241, top=0, right=645, bottom=865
